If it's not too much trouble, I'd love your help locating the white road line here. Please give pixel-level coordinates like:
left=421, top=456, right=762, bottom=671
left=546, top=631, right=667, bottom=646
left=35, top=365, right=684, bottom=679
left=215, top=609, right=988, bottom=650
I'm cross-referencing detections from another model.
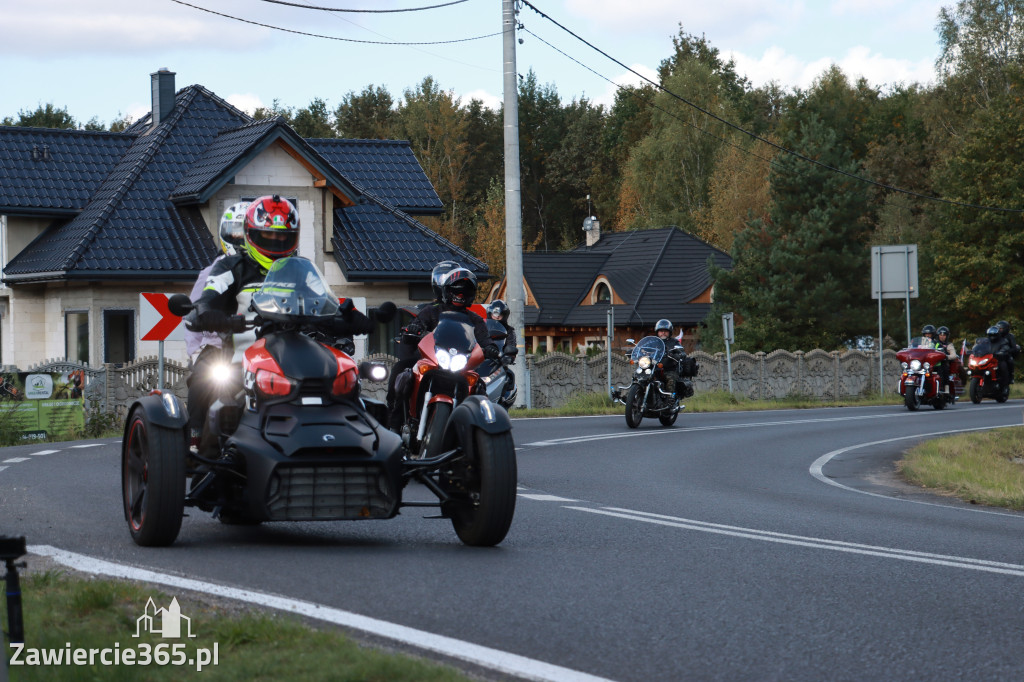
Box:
left=809, top=423, right=1024, bottom=517
left=30, top=449, right=59, bottom=456
left=0, top=466, right=7, bottom=473
left=3, top=457, right=29, bottom=463
left=519, top=494, right=578, bottom=502
left=568, top=506, right=1024, bottom=577
left=70, top=443, right=103, bottom=448
left=30, top=545, right=615, bottom=682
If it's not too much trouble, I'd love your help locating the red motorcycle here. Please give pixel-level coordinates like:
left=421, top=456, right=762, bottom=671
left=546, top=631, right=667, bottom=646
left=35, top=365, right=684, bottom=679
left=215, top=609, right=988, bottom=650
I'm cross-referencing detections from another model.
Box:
left=897, top=337, right=961, bottom=411
left=966, top=337, right=1010, bottom=403
left=393, top=310, right=516, bottom=545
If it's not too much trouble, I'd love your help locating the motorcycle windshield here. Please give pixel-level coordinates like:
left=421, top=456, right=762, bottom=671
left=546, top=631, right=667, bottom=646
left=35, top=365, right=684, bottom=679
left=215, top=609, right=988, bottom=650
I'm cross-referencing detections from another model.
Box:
left=972, top=338, right=993, bottom=356
left=251, top=257, right=340, bottom=322
left=631, top=336, right=666, bottom=364
left=486, top=318, right=508, bottom=341
left=433, top=312, right=476, bottom=354
left=908, top=336, right=936, bottom=350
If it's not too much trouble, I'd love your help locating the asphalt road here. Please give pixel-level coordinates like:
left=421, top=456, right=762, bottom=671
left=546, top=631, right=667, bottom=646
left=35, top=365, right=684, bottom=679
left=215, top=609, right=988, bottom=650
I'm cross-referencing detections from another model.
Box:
left=2, top=401, right=1023, bottom=681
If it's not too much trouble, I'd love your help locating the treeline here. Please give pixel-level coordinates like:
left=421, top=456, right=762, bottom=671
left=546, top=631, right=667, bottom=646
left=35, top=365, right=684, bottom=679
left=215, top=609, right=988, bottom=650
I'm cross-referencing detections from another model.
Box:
left=6, top=0, right=1023, bottom=353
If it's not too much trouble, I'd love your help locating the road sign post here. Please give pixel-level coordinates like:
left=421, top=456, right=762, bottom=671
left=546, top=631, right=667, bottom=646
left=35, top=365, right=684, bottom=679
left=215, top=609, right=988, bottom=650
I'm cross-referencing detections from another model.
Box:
left=722, top=313, right=735, bottom=394
left=871, top=245, right=919, bottom=395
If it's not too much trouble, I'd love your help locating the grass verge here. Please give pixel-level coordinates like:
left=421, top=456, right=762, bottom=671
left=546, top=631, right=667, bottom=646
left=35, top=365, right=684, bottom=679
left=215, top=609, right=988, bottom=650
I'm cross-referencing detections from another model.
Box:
left=898, top=426, right=1024, bottom=511
left=3, top=569, right=473, bottom=681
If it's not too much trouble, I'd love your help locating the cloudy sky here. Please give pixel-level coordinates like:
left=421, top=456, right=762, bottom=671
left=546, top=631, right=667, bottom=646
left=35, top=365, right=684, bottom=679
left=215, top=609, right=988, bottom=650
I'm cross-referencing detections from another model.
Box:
left=4, top=0, right=949, bottom=126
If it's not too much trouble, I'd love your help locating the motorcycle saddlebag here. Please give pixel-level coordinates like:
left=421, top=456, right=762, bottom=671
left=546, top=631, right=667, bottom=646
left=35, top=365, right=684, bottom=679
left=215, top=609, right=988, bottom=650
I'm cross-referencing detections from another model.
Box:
left=678, top=357, right=699, bottom=378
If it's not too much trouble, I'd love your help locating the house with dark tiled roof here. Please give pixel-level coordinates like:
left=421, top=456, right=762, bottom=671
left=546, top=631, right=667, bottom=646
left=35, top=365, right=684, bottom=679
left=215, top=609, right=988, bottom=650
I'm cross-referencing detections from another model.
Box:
left=0, top=69, right=485, bottom=368
left=487, top=223, right=731, bottom=353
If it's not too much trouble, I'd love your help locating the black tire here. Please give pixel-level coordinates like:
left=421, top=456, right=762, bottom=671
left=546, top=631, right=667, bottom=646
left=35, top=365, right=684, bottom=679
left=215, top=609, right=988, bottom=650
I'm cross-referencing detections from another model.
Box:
left=996, top=385, right=1009, bottom=403
left=932, top=393, right=946, bottom=410
left=904, top=387, right=920, bottom=411
left=625, top=383, right=645, bottom=428
left=122, top=406, right=186, bottom=547
left=421, top=402, right=453, bottom=458
left=450, top=430, right=517, bottom=547
left=970, top=377, right=982, bottom=404
left=659, top=405, right=679, bottom=426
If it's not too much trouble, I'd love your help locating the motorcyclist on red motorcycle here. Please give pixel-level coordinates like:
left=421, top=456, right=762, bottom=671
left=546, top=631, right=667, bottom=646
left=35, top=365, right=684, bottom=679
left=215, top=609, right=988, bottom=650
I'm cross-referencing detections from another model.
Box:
left=935, top=325, right=958, bottom=399
left=189, top=195, right=373, bottom=456
left=995, top=320, right=1020, bottom=385
left=984, top=325, right=1013, bottom=393
left=387, top=266, right=499, bottom=430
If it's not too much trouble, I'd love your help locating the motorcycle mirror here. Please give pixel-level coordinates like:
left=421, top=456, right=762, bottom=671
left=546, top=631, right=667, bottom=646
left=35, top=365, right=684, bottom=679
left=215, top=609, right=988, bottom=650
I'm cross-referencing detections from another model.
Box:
left=626, top=338, right=636, bottom=345
left=167, top=294, right=194, bottom=317
left=374, top=301, right=397, bottom=324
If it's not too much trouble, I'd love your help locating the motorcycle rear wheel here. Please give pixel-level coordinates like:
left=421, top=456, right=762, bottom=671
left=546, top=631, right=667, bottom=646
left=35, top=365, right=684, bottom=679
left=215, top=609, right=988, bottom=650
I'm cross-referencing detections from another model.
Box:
left=904, top=387, right=921, bottom=411
left=122, top=406, right=186, bottom=547
left=969, top=377, right=983, bottom=404
left=996, top=385, right=1009, bottom=403
left=449, top=430, right=517, bottom=547
left=625, top=384, right=644, bottom=428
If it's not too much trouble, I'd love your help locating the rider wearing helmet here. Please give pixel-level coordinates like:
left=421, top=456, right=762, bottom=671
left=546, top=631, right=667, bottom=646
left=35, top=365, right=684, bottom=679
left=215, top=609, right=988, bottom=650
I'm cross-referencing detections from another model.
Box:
left=996, top=320, right=1020, bottom=383
left=935, top=326, right=958, bottom=399
left=654, top=319, right=685, bottom=399
left=189, top=196, right=371, bottom=455
left=184, top=201, right=249, bottom=451
left=921, top=325, right=937, bottom=347
left=986, top=325, right=1013, bottom=394
left=430, top=260, right=461, bottom=303
left=488, top=299, right=518, bottom=403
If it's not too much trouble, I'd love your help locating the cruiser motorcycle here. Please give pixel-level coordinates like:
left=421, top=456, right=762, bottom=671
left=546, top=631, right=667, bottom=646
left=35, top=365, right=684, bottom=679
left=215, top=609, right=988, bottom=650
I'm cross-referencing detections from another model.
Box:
left=613, top=336, right=693, bottom=428
left=896, top=337, right=961, bottom=411
left=121, top=257, right=513, bottom=547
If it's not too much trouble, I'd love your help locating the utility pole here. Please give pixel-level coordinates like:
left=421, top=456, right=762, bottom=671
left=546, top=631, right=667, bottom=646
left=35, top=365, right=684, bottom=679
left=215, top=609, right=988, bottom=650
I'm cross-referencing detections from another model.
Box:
left=502, top=0, right=526, bottom=407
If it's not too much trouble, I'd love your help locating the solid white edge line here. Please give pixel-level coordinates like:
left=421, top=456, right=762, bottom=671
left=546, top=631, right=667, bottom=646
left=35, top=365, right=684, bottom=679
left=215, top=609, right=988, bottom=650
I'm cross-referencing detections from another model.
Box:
left=30, top=545, right=615, bottom=682
left=809, top=423, right=1024, bottom=517
left=566, top=508, right=1024, bottom=577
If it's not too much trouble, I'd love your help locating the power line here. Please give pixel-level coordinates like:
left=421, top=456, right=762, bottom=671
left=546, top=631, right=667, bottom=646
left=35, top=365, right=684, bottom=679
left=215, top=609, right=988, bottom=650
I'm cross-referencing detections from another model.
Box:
left=257, top=0, right=467, bottom=12
left=170, top=0, right=500, bottom=45
left=520, top=0, right=1023, bottom=214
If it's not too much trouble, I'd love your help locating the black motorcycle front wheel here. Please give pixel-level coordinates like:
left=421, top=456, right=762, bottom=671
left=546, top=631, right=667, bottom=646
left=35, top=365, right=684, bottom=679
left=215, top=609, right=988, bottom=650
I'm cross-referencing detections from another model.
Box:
left=448, top=430, right=517, bottom=546
left=969, top=377, right=983, bottom=404
left=625, top=383, right=645, bottom=428
left=903, top=385, right=921, bottom=411
left=122, top=406, right=186, bottom=547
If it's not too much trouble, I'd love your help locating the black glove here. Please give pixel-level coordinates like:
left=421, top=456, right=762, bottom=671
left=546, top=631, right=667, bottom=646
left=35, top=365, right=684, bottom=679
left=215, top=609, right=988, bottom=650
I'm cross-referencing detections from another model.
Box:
left=501, top=354, right=515, bottom=367
left=483, top=344, right=501, bottom=360
left=405, top=320, right=425, bottom=337
left=197, top=309, right=234, bottom=333
left=338, top=298, right=354, bottom=313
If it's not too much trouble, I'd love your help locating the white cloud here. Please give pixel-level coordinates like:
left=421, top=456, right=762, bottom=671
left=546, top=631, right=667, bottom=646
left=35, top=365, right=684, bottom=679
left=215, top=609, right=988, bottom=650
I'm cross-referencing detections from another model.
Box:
left=226, top=93, right=265, bottom=116
left=459, top=88, right=502, bottom=110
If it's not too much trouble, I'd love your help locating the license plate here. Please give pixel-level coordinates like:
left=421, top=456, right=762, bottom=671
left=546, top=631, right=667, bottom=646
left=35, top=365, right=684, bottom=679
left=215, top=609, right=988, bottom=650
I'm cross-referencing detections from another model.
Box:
left=905, top=380, right=916, bottom=385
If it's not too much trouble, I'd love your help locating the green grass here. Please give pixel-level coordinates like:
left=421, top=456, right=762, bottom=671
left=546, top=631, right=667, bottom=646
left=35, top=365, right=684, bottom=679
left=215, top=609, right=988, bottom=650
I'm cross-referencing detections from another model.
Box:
left=898, top=427, right=1024, bottom=510
left=4, top=571, right=473, bottom=681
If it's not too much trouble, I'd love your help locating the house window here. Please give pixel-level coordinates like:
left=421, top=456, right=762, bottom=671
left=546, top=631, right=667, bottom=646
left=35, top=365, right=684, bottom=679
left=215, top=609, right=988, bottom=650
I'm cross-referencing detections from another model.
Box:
left=65, top=311, right=89, bottom=364
left=595, top=282, right=611, bottom=303
left=104, top=310, right=135, bottom=365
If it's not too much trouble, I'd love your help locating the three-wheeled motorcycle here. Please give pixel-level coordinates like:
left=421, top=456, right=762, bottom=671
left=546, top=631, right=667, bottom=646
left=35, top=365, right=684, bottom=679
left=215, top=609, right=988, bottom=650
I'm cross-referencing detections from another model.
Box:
left=120, top=257, right=515, bottom=547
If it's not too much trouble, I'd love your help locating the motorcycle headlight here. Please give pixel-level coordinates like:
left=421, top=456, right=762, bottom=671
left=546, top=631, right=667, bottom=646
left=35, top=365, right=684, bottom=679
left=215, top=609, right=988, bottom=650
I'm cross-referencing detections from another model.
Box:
left=435, top=347, right=467, bottom=372
left=210, top=362, right=234, bottom=384
left=901, top=362, right=909, bottom=370
left=638, top=356, right=653, bottom=369
left=909, top=359, right=922, bottom=371
left=923, top=362, right=931, bottom=371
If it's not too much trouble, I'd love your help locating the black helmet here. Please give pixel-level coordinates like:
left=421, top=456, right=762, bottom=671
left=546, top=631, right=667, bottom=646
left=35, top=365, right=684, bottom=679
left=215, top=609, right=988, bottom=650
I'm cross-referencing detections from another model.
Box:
left=440, top=268, right=477, bottom=308
left=655, top=319, right=673, bottom=335
left=489, top=299, right=510, bottom=323
left=987, top=326, right=1001, bottom=342
left=997, top=320, right=1010, bottom=336
left=921, top=324, right=936, bottom=337
left=430, top=260, right=461, bottom=301
left=937, top=326, right=950, bottom=338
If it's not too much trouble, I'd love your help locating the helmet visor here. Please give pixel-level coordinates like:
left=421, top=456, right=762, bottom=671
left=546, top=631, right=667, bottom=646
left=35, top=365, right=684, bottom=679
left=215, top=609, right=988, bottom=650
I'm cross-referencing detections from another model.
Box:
left=248, top=227, right=298, bottom=256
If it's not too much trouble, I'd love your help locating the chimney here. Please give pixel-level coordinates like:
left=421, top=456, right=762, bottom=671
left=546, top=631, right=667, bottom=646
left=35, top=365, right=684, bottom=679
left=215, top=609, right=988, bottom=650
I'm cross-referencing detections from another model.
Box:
left=150, top=68, right=176, bottom=127
left=583, top=215, right=601, bottom=247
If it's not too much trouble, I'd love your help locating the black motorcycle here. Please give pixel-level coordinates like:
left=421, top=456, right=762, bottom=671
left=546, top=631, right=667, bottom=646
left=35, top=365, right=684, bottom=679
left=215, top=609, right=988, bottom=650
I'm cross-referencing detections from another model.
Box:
left=121, top=257, right=515, bottom=547
left=613, top=336, right=694, bottom=428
